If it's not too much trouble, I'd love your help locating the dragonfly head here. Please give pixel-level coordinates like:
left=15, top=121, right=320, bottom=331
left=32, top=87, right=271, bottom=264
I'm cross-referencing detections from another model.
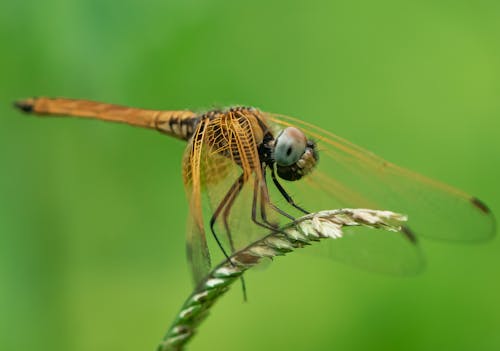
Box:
left=273, top=127, right=318, bottom=181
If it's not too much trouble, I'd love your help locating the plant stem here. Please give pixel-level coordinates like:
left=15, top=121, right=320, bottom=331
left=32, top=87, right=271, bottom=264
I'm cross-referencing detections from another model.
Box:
left=157, top=209, right=407, bottom=351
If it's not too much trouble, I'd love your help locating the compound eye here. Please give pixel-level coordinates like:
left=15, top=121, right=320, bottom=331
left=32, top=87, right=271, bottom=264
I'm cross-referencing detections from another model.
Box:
left=274, top=127, right=307, bottom=166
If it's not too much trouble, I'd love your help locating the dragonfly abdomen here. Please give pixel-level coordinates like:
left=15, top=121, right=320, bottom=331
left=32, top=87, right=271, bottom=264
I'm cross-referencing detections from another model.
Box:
left=14, top=97, right=199, bottom=141
left=154, top=112, right=200, bottom=140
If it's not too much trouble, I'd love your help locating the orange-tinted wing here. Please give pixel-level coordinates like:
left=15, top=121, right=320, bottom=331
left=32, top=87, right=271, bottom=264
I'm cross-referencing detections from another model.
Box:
left=268, top=113, right=495, bottom=243
left=182, top=110, right=281, bottom=285
left=183, top=118, right=211, bottom=285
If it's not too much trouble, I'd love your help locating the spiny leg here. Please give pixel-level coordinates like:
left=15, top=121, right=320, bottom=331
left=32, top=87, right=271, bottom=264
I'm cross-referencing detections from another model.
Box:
left=251, top=173, right=291, bottom=234
left=210, top=174, right=245, bottom=251
left=209, top=174, right=246, bottom=264
left=261, top=167, right=295, bottom=221
left=209, top=174, right=248, bottom=300
left=270, top=167, right=309, bottom=214
left=251, top=175, right=278, bottom=231
left=219, top=176, right=248, bottom=301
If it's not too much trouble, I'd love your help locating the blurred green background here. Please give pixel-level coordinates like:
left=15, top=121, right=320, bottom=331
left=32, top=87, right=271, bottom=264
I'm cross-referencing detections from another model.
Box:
left=1, top=1, right=499, bottom=350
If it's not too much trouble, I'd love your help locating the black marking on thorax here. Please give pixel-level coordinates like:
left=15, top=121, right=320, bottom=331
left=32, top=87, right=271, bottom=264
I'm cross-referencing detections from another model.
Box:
left=177, top=116, right=201, bottom=140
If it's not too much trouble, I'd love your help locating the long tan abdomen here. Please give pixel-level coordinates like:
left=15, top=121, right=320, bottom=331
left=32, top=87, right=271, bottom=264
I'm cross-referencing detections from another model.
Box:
left=15, top=97, right=199, bottom=141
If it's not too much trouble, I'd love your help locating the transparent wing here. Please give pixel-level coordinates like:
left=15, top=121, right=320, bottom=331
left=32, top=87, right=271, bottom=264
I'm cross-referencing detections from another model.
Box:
left=312, top=225, right=425, bottom=275
left=265, top=164, right=425, bottom=275
left=185, top=212, right=211, bottom=286
left=267, top=113, right=496, bottom=243
left=182, top=120, right=212, bottom=286
left=183, top=111, right=285, bottom=285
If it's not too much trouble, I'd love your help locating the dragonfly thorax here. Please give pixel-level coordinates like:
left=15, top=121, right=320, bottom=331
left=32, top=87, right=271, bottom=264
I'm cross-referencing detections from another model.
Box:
left=197, top=106, right=318, bottom=181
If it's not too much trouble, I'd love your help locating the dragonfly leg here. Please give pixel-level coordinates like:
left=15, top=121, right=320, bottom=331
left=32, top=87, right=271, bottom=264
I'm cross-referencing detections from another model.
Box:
left=209, top=174, right=245, bottom=265
left=261, top=167, right=295, bottom=221
left=251, top=174, right=291, bottom=234
left=217, top=178, right=245, bottom=253
left=220, top=194, right=249, bottom=302
left=213, top=173, right=248, bottom=300
left=270, top=167, right=309, bottom=214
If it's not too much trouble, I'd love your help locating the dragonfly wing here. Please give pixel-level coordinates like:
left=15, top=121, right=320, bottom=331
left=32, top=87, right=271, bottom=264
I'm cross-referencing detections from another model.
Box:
left=264, top=166, right=425, bottom=275
left=268, top=113, right=495, bottom=243
left=183, top=121, right=212, bottom=285
left=199, top=110, right=288, bottom=249
left=304, top=224, right=425, bottom=275
left=185, top=212, right=211, bottom=285
left=182, top=110, right=284, bottom=285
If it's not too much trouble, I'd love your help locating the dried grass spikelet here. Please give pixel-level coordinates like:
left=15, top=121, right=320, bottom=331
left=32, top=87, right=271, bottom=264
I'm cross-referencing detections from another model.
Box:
left=158, top=209, right=407, bottom=351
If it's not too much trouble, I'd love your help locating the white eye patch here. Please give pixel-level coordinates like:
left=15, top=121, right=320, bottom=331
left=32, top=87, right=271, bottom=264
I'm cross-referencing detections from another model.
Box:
left=274, top=127, right=307, bottom=166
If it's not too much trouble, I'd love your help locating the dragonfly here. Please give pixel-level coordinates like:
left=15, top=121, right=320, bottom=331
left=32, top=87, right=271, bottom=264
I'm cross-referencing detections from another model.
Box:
left=15, top=97, right=496, bottom=287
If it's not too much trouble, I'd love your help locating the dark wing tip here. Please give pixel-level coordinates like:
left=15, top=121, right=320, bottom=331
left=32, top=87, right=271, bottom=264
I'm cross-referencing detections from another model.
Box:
left=470, top=197, right=492, bottom=215
left=13, top=98, right=35, bottom=113
left=401, top=225, right=418, bottom=244
left=470, top=197, right=497, bottom=239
